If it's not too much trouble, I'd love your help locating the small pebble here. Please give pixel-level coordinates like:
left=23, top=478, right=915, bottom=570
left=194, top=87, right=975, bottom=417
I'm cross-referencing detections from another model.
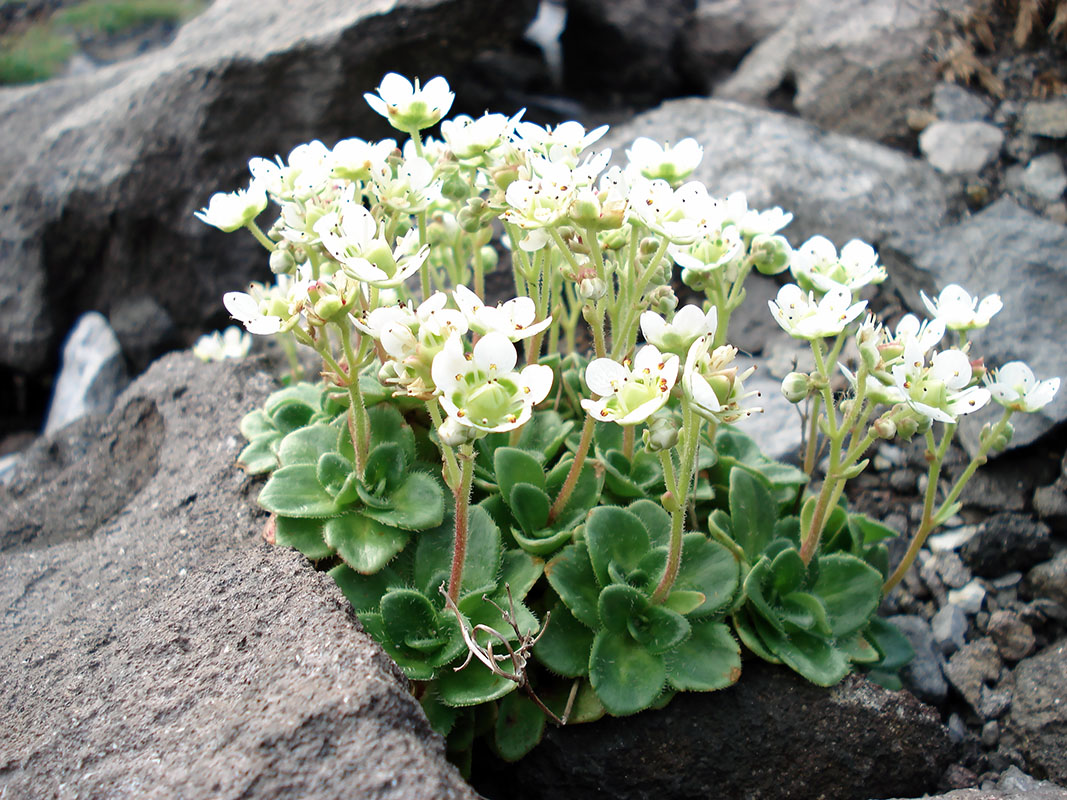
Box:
left=928, top=526, right=979, bottom=552
left=931, top=604, right=968, bottom=655
left=948, top=580, right=987, bottom=615
left=986, top=610, right=1035, bottom=661
left=947, top=712, right=968, bottom=743
left=981, top=720, right=999, bottom=748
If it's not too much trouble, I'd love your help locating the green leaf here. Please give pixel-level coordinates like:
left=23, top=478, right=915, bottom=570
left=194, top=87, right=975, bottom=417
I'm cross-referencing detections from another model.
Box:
left=277, top=424, right=340, bottom=468
left=779, top=591, right=831, bottom=636
left=534, top=602, right=594, bottom=677
left=713, top=426, right=809, bottom=491
left=589, top=630, right=666, bottom=716
left=380, top=589, right=440, bottom=648
left=838, top=632, right=880, bottom=664
left=240, top=409, right=275, bottom=441
left=743, top=555, right=784, bottom=631
left=364, top=442, right=405, bottom=493
left=317, top=452, right=353, bottom=497
left=811, top=553, right=882, bottom=638
left=511, top=526, right=574, bottom=557
left=361, top=472, right=445, bottom=531
left=325, top=512, right=409, bottom=574
left=600, top=450, right=647, bottom=498
left=494, top=691, right=546, bottom=762
left=627, top=499, right=672, bottom=549
left=509, top=483, right=551, bottom=534
left=664, top=618, right=741, bottom=691
left=663, top=590, right=707, bottom=616
left=258, top=464, right=340, bottom=518
left=275, top=516, right=333, bottom=560
left=545, top=542, right=600, bottom=629
left=865, top=616, right=915, bottom=672
left=597, top=584, right=649, bottom=634
left=328, top=563, right=397, bottom=613
left=420, top=685, right=459, bottom=738
left=729, top=469, right=778, bottom=562
left=627, top=604, right=691, bottom=655
left=270, top=401, right=317, bottom=434
left=674, top=533, right=741, bottom=617
left=495, top=550, right=544, bottom=602
left=458, top=506, right=502, bottom=598
left=237, top=436, right=279, bottom=474
left=366, top=403, right=416, bottom=463
left=732, top=609, right=781, bottom=664
left=585, top=506, right=651, bottom=587
left=770, top=546, right=807, bottom=597
left=495, top=447, right=547, bottom=497
left=265, top=383, right=325, bottom=415
left=545, top=459, right=604, bottom=530
left=751, top=611, right=850, bottom=686
left=931, top=501, right=963, bottom=528
left=517, top=410, right=571, bottom=461
left=437, top=659, right=518, bottom=707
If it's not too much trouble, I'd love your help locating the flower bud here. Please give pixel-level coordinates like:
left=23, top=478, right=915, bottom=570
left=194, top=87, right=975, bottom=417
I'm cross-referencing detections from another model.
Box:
left=892, top=406, right=920, bottom=440
left=980, top=420, right=1014, bottom=452
left=872, top=415, right=896, bottom=439
left=781, top=372, right=810, bottom=404
left=644, top=412, right=680, bottom=452
left=457, top=197, right=489, bottom=233
left=750, top=233, right=791, bottom=275
left=579, top=276, right=608, bottom=302
left=492, top=163, right=520, bottom=190
left=648, top=285, right=678, bottom=315
left=600, top=226, right=631, bottom=251
left=479, top=245, right=499, bottom=272
left=441, top=172, right=470, bottom=201
left=438, top=415, right=479, bottom=447
left=638, top=237, right=661, bottom=258
left=313, top=294, right=345, bottom=322
left=269, top=247, right=296, bottom=275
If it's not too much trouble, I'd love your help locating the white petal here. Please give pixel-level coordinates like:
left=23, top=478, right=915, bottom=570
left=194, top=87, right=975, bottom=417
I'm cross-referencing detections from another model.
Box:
left=520, top=364, right=554, bottom=404
left=245, top=316, right=282, bottom=335
left=586, top=358, right=629, bottom=396
left=473, top=332, right=517, bottom=374
left=1027, top=378, right=1061, bottom=410
left=997, top=361, right=1036, bottom=392
left=431, top=334, right=468, bottom=391
left=223, top=291, right=259, bottom=321
left=640, top=311, right=667, bottom=344
left=930, top=349, right=972, bottom=390
left=453, top=285, right=483, bottom=321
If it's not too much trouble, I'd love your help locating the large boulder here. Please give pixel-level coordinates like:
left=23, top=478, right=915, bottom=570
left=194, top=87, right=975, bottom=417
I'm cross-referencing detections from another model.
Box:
left=0, top=352, right=477, bottom=799
left=1007, top=639, right=1067, bottom=784
left=0, top=0, right=538, bottom=377
left=714, top=0, right=972, bottom=145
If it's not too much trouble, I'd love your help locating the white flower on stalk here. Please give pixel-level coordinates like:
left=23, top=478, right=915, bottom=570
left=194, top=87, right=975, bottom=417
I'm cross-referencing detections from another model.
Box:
left=194, top=183, right=268, bottom=232
left=441, top=112, right=518, bottom=161
left=315, top=201, right=430, bottom=288
left=249, top=141, right=334, bottom=201
left=513, top=120, right=608, bottom=167
left=888, top=314, right=946, bottom=354
left=223, top=288, right=284, bottom=335
left=790, top=235, right=886, bottom=294
left=627, top=177, right=697, bottom=242
left=624, top=137, right=703, bottom=184
left=364, top=73, right=454, bottom=133
left=838, top=363, right=905, bottom=407
left=192, top=326, right=252, bottom=362
left=580, top=346, right=679, bottom=426
left=452, top=285, right=552, bottom=341
left=984, top=362, right=1061, bottom=413
left=640, top=304, right=717, bottom=357
left=503, top=160, right=580, bottom=230
left=432, top=333, right=554, bottom=433
left=891, top=343, right=990, bottom=423
left=768, top=284, right=867, bottom=340
left=920, top=284, right=1002, bottom=331
left=370, top=156, right=440, bottom=214
left=682, top=335, right=760, bottom=424
left=330, top=137, right=396, bottom=181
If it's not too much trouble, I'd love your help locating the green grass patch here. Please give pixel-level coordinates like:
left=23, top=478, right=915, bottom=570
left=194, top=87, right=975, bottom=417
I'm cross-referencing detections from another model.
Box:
left=56, top=0, right=203, bottom=37
left=0, top=26, right=76, bottom=84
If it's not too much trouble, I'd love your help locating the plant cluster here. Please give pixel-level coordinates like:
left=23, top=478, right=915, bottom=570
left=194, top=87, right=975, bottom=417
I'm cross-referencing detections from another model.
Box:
left=199, top=73, right=1060, bottom=767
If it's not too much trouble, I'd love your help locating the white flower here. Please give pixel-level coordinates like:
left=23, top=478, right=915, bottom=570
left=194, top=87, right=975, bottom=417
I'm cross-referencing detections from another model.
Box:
left=920, top=284, right=1002, bottom=331
left=624, top=136, right=703, bottom=184
left=580, top=346, right=679, bottom=426
left=370, top=155, right=440, bottom=214
left=453, top=285, right=551, bottom=341
left=513, top=120, right=608, bottom=167
left=640, top=304, right=717, bottom=357
left=984, top=362, right=1061, bottom=413
left=364, top=73, right=454, bottom=133
left=891, top=343, right=990, bottom=423
left=502, top=160, right=579, bottom=229
left=839, top=363, right=904, bottom=407
left=682, top=335, right=760, bottom=424
left=330, top=137, right=396, bottom=181
left=192, top=326, right=252, bottom=361
left=890, top=314, right=946, bottom=354
left=790, top=235, right=886, bottom=294
left=441, top=112, right=518, bottom=161
left=768, top=284, right=867, bottom=340
left=223, top=289, right=283, bottom=335
left=432, top=333, right=553, bottom=433
left=315, top=201, right=430, bottom=288
left=627, top=177, right=697, bottom=242
left=194, top=183, right=268, bottom=232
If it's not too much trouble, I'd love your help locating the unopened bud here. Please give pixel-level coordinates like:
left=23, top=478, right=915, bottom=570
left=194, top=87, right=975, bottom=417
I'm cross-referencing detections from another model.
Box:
left=438, top=415, right=478, bottom=447
left=313, top=294, right=345, bottom=323
left=441, top=172, right=470, bottom=201
left=872, top=416, right=896, bottom=439
left=269, top=247, right=296, bottom=275
left=644, top=412, right=679, bottom=452
left=579, top=276, right=608, bottom=302
left=893, top=406, right=920, bottom=440
left=648, top=285, right=678, bottom=315
left=479, top=245, right=499, bottom=272
left=980, top=420, right=1014, bottom=452
left=750, top=233, right=791, bottom=276
left=781, top=372, right=810, bottom=404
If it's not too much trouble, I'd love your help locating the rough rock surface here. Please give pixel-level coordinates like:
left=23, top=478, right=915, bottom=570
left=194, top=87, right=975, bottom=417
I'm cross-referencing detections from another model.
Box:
left=0, top=0, right=538, bottom=374
left=601, top=97, right=948, bottom=250
left=882, top=198, right=1067, bottom=453
left=714, top=0, right=971, bottom=144
left=886, top=766, right=1067, bottom=799
left=472, top=658, right=952, bottom=800
left=1007, top=639, right=1067, bottom=784
left=0, top=353, right=476, bottom=799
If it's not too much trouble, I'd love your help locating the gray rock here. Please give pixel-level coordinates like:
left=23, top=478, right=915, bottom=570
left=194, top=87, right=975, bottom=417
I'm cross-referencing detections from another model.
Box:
left=931, top=550, right=972, bottom=589
left=1026, top=551, right=1067, bottom=606
left=0, top=0, right=538, bottom=374
left=949, top=580, right=988, bottom=615
left=987, top=610, right=1036, bottom=662
left=43, top=311, right=127, bottom=435
left=883, top=198, right=1067, bottom=453
left=679, top=0, right=798, bottom=88
left=1022, top=154, right=1067, bottom=203
left=960, top=513, right=1053, bottom=578
left=918, top=121, right=1005, bottom=175
left=933, top=82, right=994, bottom=122
left=602, top=97, right=948, bottom=250
left=885, top=767, right=1067, bottom=798
left=932, top=604, right=969, bottom=656
left=735, top=364, right=804, bottom=463
left=472, top=658, right=952, bottom=800
left=108, top=294, right=180, bottom=373
left=0, top=352, right=476, bottom=799
left=714, top=0, right=972, bottom=144
left=945, top=638, right=1002, bottom=715
left=1008, top=639, right=1067, bottom=783
left=559, top=0, right=692, bottom=105
left=888, top=614, right=949, bottom=705
left=1033, top=479, right=1067, bottom=533
left=1021, top=99, right=1067, bottom=139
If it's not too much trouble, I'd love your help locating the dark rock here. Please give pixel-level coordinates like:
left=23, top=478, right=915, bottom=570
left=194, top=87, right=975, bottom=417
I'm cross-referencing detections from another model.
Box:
left=988, top=610, right=1037, bottom=662
left=473, top=658, right=952, bottom=800
left=1026, top=551, right=1067, bottom=606
left=1007, top=639, right=1067, bottom=784
left=0, top=0, right=539, bottom=374
left=945, top=639, right=1002, bottom=716
left=42, top=311, right=127, bottom=435
left=559, top=0, right=693, bottom=106
left=601, top=97, right=948, bottom=250
left=714, top=0, right=971, bottom=145
left=960, top=514, right=1053, bottom=578
left=932, top=604, right=969, bottom=656
left=889, top=614, right=950, bottom=705
left=883, top=198, right=1067, bottom=454
left=0, top=353, right=476, bottom=799
left=108, top=294, right=180, bottom=373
